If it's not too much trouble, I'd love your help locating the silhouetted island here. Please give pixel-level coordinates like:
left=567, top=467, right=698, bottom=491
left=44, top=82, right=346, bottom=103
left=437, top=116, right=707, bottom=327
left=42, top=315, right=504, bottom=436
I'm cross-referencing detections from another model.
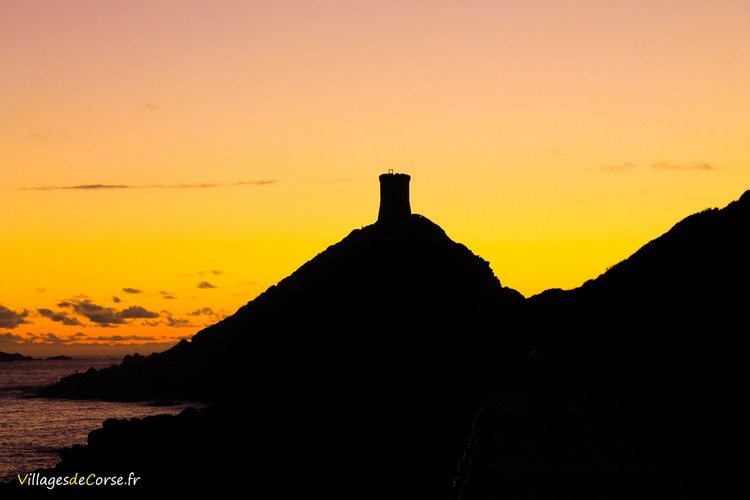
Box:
left=5, top=178, right=749, bottom=499
left=45, top=355, right=74, bottom=361
left=0, top=351, right=33, bottom=362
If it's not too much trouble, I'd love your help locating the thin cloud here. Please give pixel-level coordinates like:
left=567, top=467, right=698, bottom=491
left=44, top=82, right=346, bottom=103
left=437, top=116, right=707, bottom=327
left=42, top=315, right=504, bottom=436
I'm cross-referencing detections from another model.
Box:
left=27, top=132, right=50, bottom=142
left=26, top=131, right=70, bottom=142
left=88, top=335, right=158, bottom=342
left=37, top=333, right=65, bottom=344
left=23, top=180, right=276, bottom=191
left=188, top=307, right=215, bottom=316
left=32, top=184, right=132, bottom=190
left=122, top=287, right=142, bottom=294
left=57, top=298, right=159, bottom=326
left=186, top=307, right=230, bottom=326
left=197, top=281, right=217, bottom=289
left=0, top=305, right=31, bottom=329
left=198, top=270, right=224, bottom=276
left=6, top=332, right=81, bottom=346
left=651, top=162, right=715, bottom=171
left=113, top=296, right=122, bottom=303
left=602, top=161, right=717, bottom=173
left=165, top=316, right=192, bottom=328
left=61, top=300, right=124, bottom=326
left=145, top=102, right=160, bottom=110
left=0, top=332, right=25, bottom=344
left=160, top=291, right=177, bottom=300
left=119, top=306, right=159, bottom=319
left=156, top=310, right=194, bottom=328
left=601, top=162, right=638, bottom=173
left=1, top=331, right=187, bottom=354
left=37, top=308, right=84, bottom=326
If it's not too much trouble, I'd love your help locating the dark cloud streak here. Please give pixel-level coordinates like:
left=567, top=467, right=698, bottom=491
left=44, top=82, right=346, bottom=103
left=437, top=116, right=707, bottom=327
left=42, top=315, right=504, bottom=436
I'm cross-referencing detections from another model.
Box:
left=37, top=308, right=84, bottom=326
left=651, top=162, right=715, bottom=171
left=119, top=306, right=159, bottom=319
left=165, top=316, right=191, bottom=328
left=0, top=332, right=24, bottom=343
left=188, top=307, right=215, bottom=316
left=23, top=180, right=276, bottom=191
left=57, top=298, right=159, bottom=326
left=602, top=161, right=717, bottom=173
left=0, top=305, right=31, bottom=329
left=601, top=162, right=638, bottom=173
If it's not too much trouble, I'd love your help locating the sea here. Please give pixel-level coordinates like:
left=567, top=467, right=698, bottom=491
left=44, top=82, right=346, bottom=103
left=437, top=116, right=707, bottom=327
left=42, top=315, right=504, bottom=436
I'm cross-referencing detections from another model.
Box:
left=0, top=356, right=204, bottom=483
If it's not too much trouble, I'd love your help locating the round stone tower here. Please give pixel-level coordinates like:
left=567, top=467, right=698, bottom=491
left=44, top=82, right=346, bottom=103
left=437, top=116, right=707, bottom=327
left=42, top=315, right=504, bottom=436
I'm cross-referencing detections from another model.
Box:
left=378, top=170, right=411, bottom=223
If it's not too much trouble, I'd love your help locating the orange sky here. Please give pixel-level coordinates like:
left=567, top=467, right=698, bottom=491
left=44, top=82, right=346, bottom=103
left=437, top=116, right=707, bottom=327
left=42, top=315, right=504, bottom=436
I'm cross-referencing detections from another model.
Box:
left=1, top=0, right=749, bottom=356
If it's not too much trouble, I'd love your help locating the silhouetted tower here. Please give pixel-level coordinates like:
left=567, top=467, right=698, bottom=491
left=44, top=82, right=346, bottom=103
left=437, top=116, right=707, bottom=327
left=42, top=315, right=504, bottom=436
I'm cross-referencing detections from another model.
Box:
left=378, top=170, right=411, bottom=223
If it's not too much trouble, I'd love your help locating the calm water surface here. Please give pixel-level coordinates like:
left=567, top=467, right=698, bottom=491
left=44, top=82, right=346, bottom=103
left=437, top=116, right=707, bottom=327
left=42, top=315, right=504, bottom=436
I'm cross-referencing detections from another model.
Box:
left=0, top=356, right=203, bottom=482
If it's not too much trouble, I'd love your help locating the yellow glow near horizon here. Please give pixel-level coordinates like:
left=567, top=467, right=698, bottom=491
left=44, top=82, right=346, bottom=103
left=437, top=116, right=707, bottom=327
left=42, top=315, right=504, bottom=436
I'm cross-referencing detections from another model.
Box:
left=1, top=1, right=749, bottom=355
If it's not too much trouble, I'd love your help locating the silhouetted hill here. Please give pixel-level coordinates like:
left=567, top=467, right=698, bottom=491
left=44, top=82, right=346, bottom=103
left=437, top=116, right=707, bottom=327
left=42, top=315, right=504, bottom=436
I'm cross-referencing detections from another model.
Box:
left=17, top=186, right=749, bottom=499
left=452, top=189, right=750, bottom=499
left=527, top=189, right=750, bottom=387
left=0, top=351, right=33, bottom=362
left=40, top=214, right=524, bottom=403
left=25, top=213, right=523, bottom=499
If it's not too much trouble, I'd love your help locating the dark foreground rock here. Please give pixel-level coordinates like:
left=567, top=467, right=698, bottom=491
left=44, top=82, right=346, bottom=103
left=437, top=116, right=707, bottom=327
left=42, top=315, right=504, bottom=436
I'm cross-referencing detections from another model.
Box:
left=2, top=374, right=486, bottom=499
left=3, top=382, right=748, bottom=499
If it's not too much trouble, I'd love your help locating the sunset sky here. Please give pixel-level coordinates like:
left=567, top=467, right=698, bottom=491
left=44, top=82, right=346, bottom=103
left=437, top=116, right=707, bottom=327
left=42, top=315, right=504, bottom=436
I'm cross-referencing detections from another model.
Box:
left=2, top=0, right=749, bottom=356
